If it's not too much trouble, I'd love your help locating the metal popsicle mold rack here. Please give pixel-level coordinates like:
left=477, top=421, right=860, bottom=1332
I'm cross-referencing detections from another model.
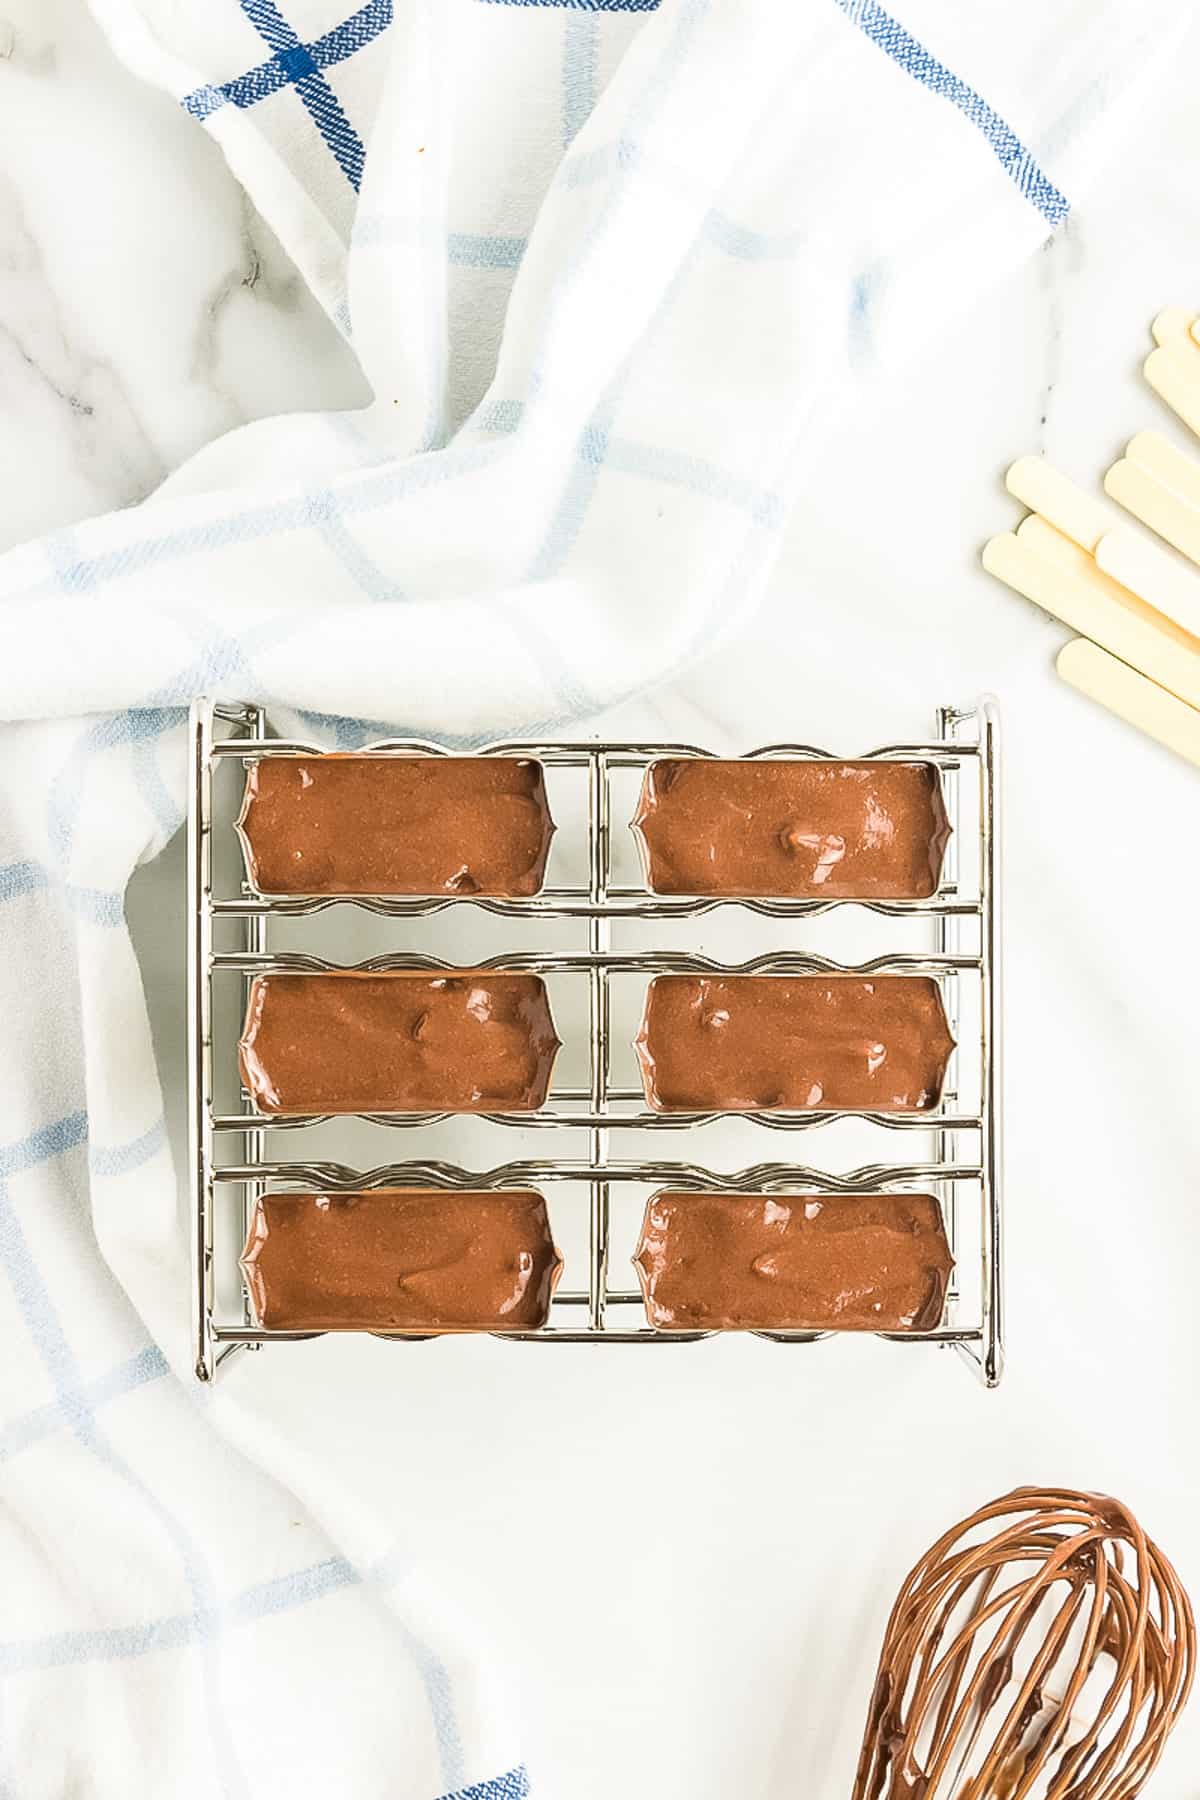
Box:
left=189, top=699, right=1003, bottom=1385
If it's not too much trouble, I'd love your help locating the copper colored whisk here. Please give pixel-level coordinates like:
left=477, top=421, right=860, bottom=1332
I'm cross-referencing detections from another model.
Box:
left=853, top=1488, right=1195, bottom=1800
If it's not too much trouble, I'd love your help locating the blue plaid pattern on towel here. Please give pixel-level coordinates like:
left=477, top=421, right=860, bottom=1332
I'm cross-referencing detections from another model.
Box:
left=833, top=0, right=1069, bottom=226
left=183, top=0, right=394, bottom=187
left=478, top=1, right=661, bottom=10
left=0, top=0, right=1183, bottom=1792
left=440, top=1773, right=530, bottom=1800
left=0, top=1095, right=506, bottom=1793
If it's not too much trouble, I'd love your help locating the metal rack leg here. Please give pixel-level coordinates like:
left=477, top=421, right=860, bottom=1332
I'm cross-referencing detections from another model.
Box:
left=189, top=701, right=216, bottom=1383
left=588, top=750, right=611, bottom=1331
left=977, top=698, right=1004, bottom=1386
left=950, top=699, right=1003, bottom=1388
left=241, top=704, right=268, bottom=1354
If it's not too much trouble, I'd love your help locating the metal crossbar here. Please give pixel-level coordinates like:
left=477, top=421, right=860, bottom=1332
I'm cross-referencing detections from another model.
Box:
left=189, top=700, right=1003, bottom=1386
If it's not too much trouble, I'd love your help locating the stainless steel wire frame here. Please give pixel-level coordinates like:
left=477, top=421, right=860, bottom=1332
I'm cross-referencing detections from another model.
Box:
left=189, top=699, right=1003, bottom=1386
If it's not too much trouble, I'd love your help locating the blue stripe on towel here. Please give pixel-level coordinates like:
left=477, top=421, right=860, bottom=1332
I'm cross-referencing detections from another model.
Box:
left=0, top=1114, right=89, bottom=1179
left=562, top=12, right=601, bottom=145
left=0, top=1172, right=249, bottom=1793
left=182, top=0, right=392, bottom=191
left=0, top=1346, right=170, bottom=1463
left=448, top=233, right=527, bottom=270
left=89, top=1118, right=168, bottom=1179
left=0, top=862, right=124, bottom=926
left=438, top=1770, right=531, bottom=1800
left=479, top=1, right=657, bottom=10
left=0, top=1555, right=358, bottom=1671
left=833, top=0, right=1069, bottom=226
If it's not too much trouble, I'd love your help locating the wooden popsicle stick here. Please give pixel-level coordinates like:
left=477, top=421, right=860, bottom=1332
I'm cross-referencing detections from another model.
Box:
left=1143, top=340, right=1200, bottom=439
left=1093, top=529, right=1200, bottom=643
left=1013, top=515, right=1188, bottom=633
left=1125, top=428, right=1200, bottom=510
left=1004, top=456, right=1114, bottom=553
left=1015, top=513, right=1091, bottom=572
left=1020, top=510, right=1200, bottom=646
left=981, top=530, right=1200, bottom=709
left=1057, top=638, right=1200, bottom=769
left=987, top=527, right=1171, bottom=639
left=1017, top=514, right=1126, bottom=590
left=1105, top=456, right=1200, bottom=568
left=1152, top=306, right=1196, bottom=347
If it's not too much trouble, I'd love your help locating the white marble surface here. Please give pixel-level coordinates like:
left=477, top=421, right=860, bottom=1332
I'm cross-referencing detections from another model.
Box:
left=5, top=4, right=1200, bottom=1795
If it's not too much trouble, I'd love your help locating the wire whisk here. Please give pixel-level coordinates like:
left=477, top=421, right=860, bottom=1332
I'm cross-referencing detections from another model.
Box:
left=853, top=1487, right=1195, bottom=1800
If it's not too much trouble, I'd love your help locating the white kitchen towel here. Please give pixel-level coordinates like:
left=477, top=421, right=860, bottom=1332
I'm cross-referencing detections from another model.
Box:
left=0, top=2, right=1188, bottom=1797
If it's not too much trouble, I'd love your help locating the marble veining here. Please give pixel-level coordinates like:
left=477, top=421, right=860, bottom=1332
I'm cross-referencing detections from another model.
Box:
left=0, top=0, right=363, bottom=555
